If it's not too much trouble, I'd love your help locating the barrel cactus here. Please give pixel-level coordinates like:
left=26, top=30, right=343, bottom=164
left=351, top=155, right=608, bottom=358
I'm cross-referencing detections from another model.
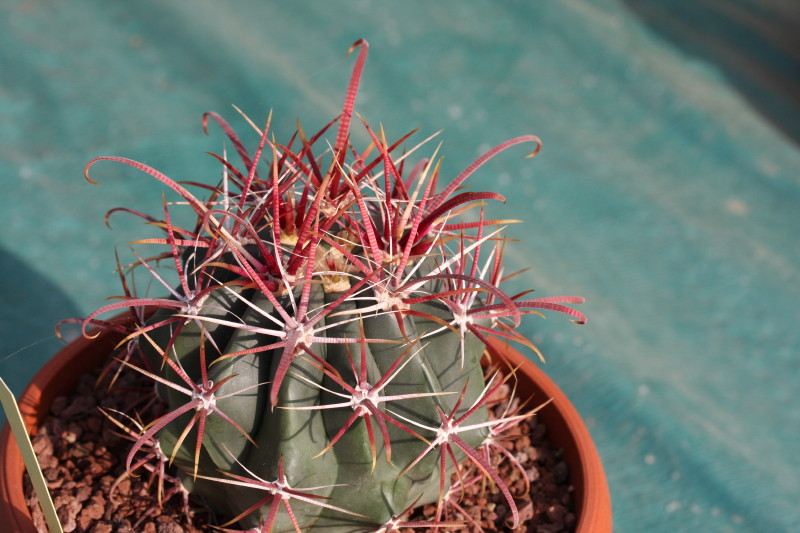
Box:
left=79, top=39, right=585, bottom=532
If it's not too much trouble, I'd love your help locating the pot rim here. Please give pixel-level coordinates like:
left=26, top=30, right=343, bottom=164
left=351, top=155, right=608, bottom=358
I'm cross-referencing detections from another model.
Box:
left=487, top=337, right=612, bottom=532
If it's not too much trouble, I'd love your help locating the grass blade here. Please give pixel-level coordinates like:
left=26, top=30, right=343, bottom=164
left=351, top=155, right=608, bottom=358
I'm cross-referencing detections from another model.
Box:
left=0, top=377, right=64, bottom=533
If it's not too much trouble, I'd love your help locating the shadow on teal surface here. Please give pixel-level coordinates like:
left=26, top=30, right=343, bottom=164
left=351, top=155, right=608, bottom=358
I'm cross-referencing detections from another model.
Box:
left=624, top=0, right=800, bottom=144
left=0, top=248, right=80, bottom=426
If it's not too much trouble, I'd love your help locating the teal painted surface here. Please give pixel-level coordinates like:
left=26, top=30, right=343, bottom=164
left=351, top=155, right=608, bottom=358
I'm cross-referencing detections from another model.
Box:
left=1, top=1, right=798, bottom=531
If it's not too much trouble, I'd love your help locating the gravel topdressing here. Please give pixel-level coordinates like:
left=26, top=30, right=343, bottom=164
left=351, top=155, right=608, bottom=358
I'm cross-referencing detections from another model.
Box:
left=24, top=358, right=575, bottom=532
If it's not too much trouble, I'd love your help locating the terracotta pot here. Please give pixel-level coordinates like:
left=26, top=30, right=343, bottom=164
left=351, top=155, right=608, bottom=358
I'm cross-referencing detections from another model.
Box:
left=0, top=318, right=611, bottom=532
left=487, top=337, right=613, bottom=532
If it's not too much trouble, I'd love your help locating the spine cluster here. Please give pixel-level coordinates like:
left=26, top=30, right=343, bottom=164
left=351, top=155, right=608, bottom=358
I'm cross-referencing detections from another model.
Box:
left=78, top=39, right=585, bottom=532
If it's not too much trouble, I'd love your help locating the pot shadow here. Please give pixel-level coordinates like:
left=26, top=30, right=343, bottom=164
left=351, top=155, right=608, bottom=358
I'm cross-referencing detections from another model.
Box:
left=622, top=0, right=800, bottom=145
left=0, top=248, right=82, bottom=426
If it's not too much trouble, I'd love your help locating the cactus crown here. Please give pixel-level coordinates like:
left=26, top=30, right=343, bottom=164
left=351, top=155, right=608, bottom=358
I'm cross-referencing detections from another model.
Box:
left=77, top=40, right=585, bottom=532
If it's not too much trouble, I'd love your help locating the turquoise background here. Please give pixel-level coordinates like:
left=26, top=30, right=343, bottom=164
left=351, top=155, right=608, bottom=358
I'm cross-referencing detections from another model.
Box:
left=1, top=1, right=798, bottom=531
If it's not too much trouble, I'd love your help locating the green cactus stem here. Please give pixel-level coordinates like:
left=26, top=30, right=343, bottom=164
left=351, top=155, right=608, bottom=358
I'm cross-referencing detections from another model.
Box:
left=79, top=39, right=586, bottom=532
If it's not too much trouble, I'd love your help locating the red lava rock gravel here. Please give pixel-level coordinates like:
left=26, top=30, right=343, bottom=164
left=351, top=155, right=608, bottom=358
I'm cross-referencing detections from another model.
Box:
left=404, top=380, right=577, bottom=533
left=25, top=360, right=574, bottom=532
left=24, top=366, right=208, bottom=533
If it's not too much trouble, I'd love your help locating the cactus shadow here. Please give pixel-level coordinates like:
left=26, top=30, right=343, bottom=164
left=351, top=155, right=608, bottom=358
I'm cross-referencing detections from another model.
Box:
left=0, top=248, right=82, bottom=425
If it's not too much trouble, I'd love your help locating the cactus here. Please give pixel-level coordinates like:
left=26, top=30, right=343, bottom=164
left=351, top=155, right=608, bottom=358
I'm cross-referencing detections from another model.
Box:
left=79, top=39, right=585, bottom=532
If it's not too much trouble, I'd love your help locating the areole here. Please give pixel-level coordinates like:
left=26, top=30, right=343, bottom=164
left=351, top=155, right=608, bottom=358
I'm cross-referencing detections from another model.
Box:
left=0, top=311, right=612, bottom=532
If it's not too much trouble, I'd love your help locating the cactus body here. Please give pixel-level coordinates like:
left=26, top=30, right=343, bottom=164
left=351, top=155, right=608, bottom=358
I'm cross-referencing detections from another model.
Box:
left=82, top=40, right=586, bottom=532
left=144, top=260, right=489, bottom=531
